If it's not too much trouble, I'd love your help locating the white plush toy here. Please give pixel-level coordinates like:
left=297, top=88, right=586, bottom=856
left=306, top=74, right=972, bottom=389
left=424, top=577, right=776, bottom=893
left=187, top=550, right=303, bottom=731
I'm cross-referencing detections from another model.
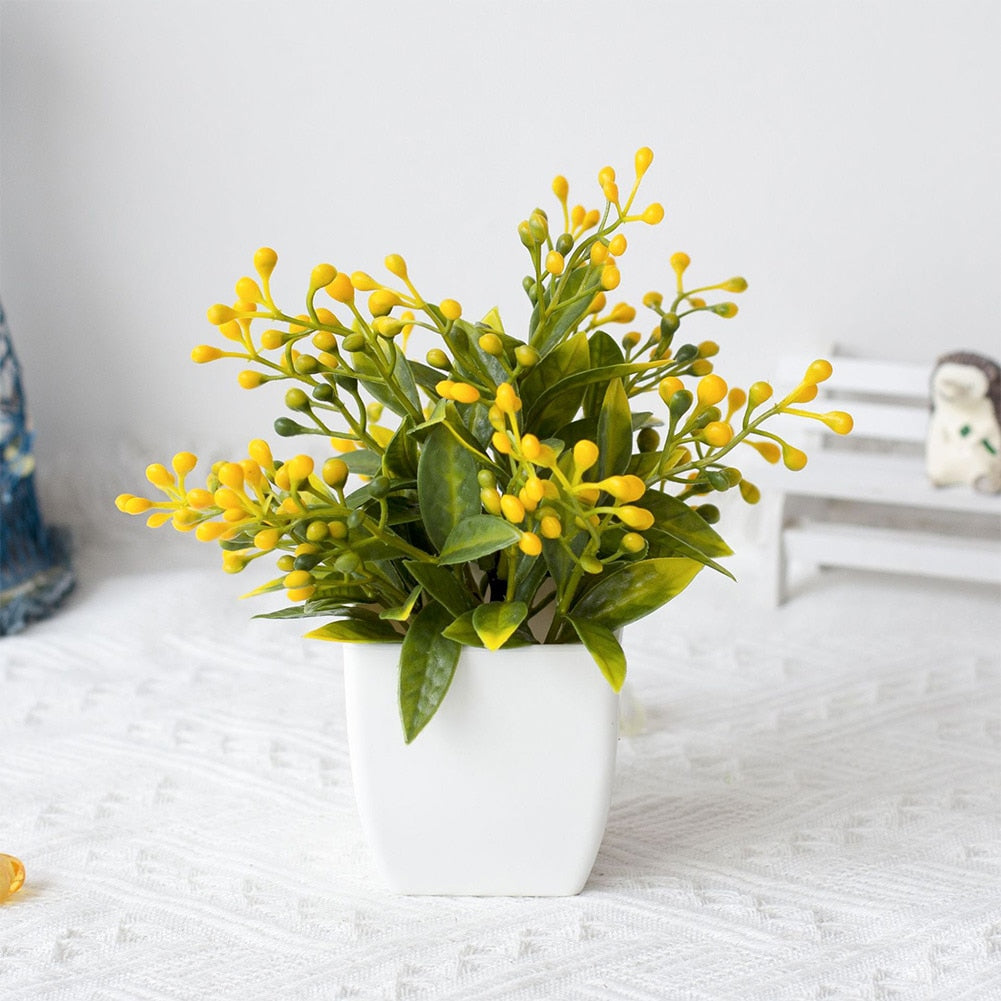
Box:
left=926, top=351, right=1001, bottom=494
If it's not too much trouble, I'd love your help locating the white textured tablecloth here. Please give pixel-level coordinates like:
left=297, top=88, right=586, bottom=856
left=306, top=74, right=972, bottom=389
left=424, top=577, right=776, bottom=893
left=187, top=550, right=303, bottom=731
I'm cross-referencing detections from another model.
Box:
left=1, top=541, right=999, bottom=1000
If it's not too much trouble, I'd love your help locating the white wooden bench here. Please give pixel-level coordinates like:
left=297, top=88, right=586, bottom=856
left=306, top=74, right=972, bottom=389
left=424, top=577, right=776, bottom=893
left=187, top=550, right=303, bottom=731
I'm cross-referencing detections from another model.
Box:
left=767, top=352, right=1001, bottom=604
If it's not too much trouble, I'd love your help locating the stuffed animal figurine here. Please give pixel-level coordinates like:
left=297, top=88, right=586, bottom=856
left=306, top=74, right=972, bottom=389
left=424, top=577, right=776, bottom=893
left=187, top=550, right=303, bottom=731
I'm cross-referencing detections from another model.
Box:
left=926, top=351, right=1001, bottom=494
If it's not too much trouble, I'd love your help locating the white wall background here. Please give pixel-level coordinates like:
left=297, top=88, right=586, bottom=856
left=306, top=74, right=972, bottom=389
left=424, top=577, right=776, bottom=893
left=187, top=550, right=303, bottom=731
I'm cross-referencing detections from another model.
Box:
left=1, top=0, right=999, bottom=539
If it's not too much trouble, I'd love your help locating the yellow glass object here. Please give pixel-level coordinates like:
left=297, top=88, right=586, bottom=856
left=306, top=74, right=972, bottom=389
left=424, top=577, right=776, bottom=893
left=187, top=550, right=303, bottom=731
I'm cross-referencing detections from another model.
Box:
left=1, top=854, right=25, bottom=902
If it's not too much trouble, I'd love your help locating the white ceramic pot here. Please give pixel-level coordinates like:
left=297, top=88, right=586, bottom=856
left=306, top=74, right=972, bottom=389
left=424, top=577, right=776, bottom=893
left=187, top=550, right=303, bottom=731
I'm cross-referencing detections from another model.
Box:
left=342, top=642, right=620, bottom=896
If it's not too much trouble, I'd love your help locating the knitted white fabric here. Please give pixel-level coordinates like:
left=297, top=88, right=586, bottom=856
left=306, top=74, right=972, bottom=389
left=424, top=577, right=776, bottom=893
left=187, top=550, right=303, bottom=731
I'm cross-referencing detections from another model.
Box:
left=1, top=541, right=998, bottom=1000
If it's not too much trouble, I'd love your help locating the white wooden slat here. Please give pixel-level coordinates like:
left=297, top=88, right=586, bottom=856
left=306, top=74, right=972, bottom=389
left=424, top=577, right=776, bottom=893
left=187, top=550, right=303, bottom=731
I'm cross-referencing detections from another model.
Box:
left=784, top=522, right=1001, bottom=584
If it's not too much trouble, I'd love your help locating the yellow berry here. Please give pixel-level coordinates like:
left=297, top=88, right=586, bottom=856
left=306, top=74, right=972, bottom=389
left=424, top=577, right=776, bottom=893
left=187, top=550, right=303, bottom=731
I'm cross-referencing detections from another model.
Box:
left=782, top=444, right=808, bottom=471
left=124, top=496, right=152, bottom=515
left=427, top=348, right=451, bottom=369
left=195, top=520, right=229, bottom=542
left=286, top=586, right=316, bottom=603
left=634, top=146, right=654, bottom=176
left=480, top=487, right=502, bottom=515
left=573, top=439, right=600, bottom=473
left=450, top=382, right=481, bottom=405
left=540, top=515, right=562, bottom=539
left=598, top=165, right=616, bottom=186
left=622, top=532, right=646, bottom=553
left=217, top=462, right=244, bottom=490
left=697, top=374, right=729, bottom=407
left=439, top=299, right=462, bottom=321
left=582, top=209, right=601, bottom=230
left=601, top=265, right=621, bottom=291
left=253, top=247, right=278, bottom=278
left=523, top=476, right=546, bottom=504
left=552, top=175, right=569, bottom=201
left=500, top=494, right=526, bottom=523
left=599, top=475, right=646, bottom=502
left=590, top=242, right=609, bottom=265
left=222, top=552, right=247, bottom=574
left=804, top=359, right=834, bottom=385
left=787, top=384, right=819, bottom=404
left=255, top=528, right=280, bottom=550
left=748, top=381, right=773, bottom=407
left=822, top=410, right=854, bottom=435
left=642, top=203, right=665, bottom=225
left=670, top=252, right=690, bottom=277
left=610, top=303, right=636, bottom=324
left=643, top=290, right=664, bottom=309
left=238, top=370, right=265, bottom=389
left=747, top=440, right=781, bottom=464
left=172, top=452, right=198, bottom=477
left=658, top=376, right=685, bottom=404
left=698, top=340, right=720, bottom=358
left=326, top=272, right=354, bottom=303
left=492, top=431, right=513, bottom=455
left=616, top=506, right=655, bottom=530
left=702, top=421, right=734, bottom=447
left=720, top=276, right=748, bottom=293
left=145, top=463, right=173, bottom=488
left=521, top=434, right=542, bottom=461
left=368, top=289, right=399, bottom=317
left=518, top=532, right=542, bottom=557
left=495, top=382, right=522, bottom=414
left=207, top=303, right=237, bottom=326
left=478, top=333, right=504, bottom=356
left=191, top=344, right=223, bottom=363
left=545, top=250, right=565, bottom=276
left=435, top=379, right=456, bottom=399
left=248, top=439, right=274, bottom=468
left=284, top=570, right=314, bottom=591
left=310, top=264, right=337, bottom=291
left=351, top=271, right=379, bottom=291
left=384, top=254, right=408, bottom=279
left=286, top=455, right=315, bottom=483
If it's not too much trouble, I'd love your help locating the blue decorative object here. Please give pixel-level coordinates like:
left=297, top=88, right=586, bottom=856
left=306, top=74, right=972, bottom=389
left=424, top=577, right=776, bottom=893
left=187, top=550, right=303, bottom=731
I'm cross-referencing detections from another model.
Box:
left=0, top=300, right=74, bottom=634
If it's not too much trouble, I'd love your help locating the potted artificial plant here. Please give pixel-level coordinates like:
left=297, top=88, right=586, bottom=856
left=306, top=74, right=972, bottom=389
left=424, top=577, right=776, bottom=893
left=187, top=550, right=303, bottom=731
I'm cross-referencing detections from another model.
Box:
left=118, top=148, right=851, bottom=895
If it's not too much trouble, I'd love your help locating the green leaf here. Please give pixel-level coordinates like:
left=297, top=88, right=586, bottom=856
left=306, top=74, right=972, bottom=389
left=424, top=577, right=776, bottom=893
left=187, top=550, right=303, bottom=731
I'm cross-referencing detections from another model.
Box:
left=443, top=609, right=535, bottom=648
left=339, top=449, right=383, bottom=476
left=531, top=265, right=604, bottom=356
left=643, top=528, right=736, bottom=580
left=383, top=417, right=418, bottom=479
left=568, top=557, right=703, bottom=630
left=379, top=584, right=423, bottom=621
left=472, top=601, right=528, bottom=651
left=240, top=576, right=286, bottom=599
left=521, top=330, right=589, bottom=417
left=403, top=561, right=477, bottom=618
left=596, top=377, right=632, bottom=478
left=583, top=330, right=625, bottom=417
left=637, top=489, right=733, bottom=557
left=304, top=618, right=403, bottom=643
left=437, top=515, right=523, bottom=565
left=526, top=359, right=671, bottom=438
left=399, top=601, right=461, bottom=743
left=566, top=617, right=627, bottom=691
left=416, top=423, right=481, bottom=552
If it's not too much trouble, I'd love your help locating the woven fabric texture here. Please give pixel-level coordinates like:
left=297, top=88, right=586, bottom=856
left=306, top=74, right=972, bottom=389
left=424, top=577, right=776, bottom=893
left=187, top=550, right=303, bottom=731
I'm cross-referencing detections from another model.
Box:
left=1, top=542, right=999, bottom=1000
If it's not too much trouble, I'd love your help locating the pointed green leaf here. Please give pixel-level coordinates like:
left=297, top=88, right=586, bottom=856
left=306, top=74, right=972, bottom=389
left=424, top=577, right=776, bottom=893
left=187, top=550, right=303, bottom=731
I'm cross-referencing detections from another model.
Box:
left=596, top=377, right=633, bottom=478
left=527, top=359, right=671, bottom=437
left=443, top=609, right=535, bottom=648
left=416, top=423, right=480, bottom=552
left=338, top=449, right=382, bottom=476
left=383, top=417, right=418, bottom=479
left=522, top=330, right=589, bottom=416
left=568, top=557, right=703, bottom=630
left=379, top=584, right=423, bottom=621
left=566, top=617, right=627, bottom=691
left=304, top=618, right=403, bottom=643
left=471, top=601, right=528, bottom=651
left=399, top=601, right=461, bottom=742
left=240, top=576, right=286, bottom=599
left=644, top=528, right=736, bottom=580
left=584, top=330, right=625, bottom=416
left=637, top=489, right=733, bottom=557
left=437, top=515, right=523, bottom=565
left=403, top=561, right=477, bottom=618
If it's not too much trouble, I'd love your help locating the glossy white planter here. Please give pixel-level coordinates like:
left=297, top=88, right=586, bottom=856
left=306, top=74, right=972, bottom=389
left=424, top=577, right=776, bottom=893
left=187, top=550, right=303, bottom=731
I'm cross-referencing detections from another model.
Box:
left=342, top=642, right=619, bottom=896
